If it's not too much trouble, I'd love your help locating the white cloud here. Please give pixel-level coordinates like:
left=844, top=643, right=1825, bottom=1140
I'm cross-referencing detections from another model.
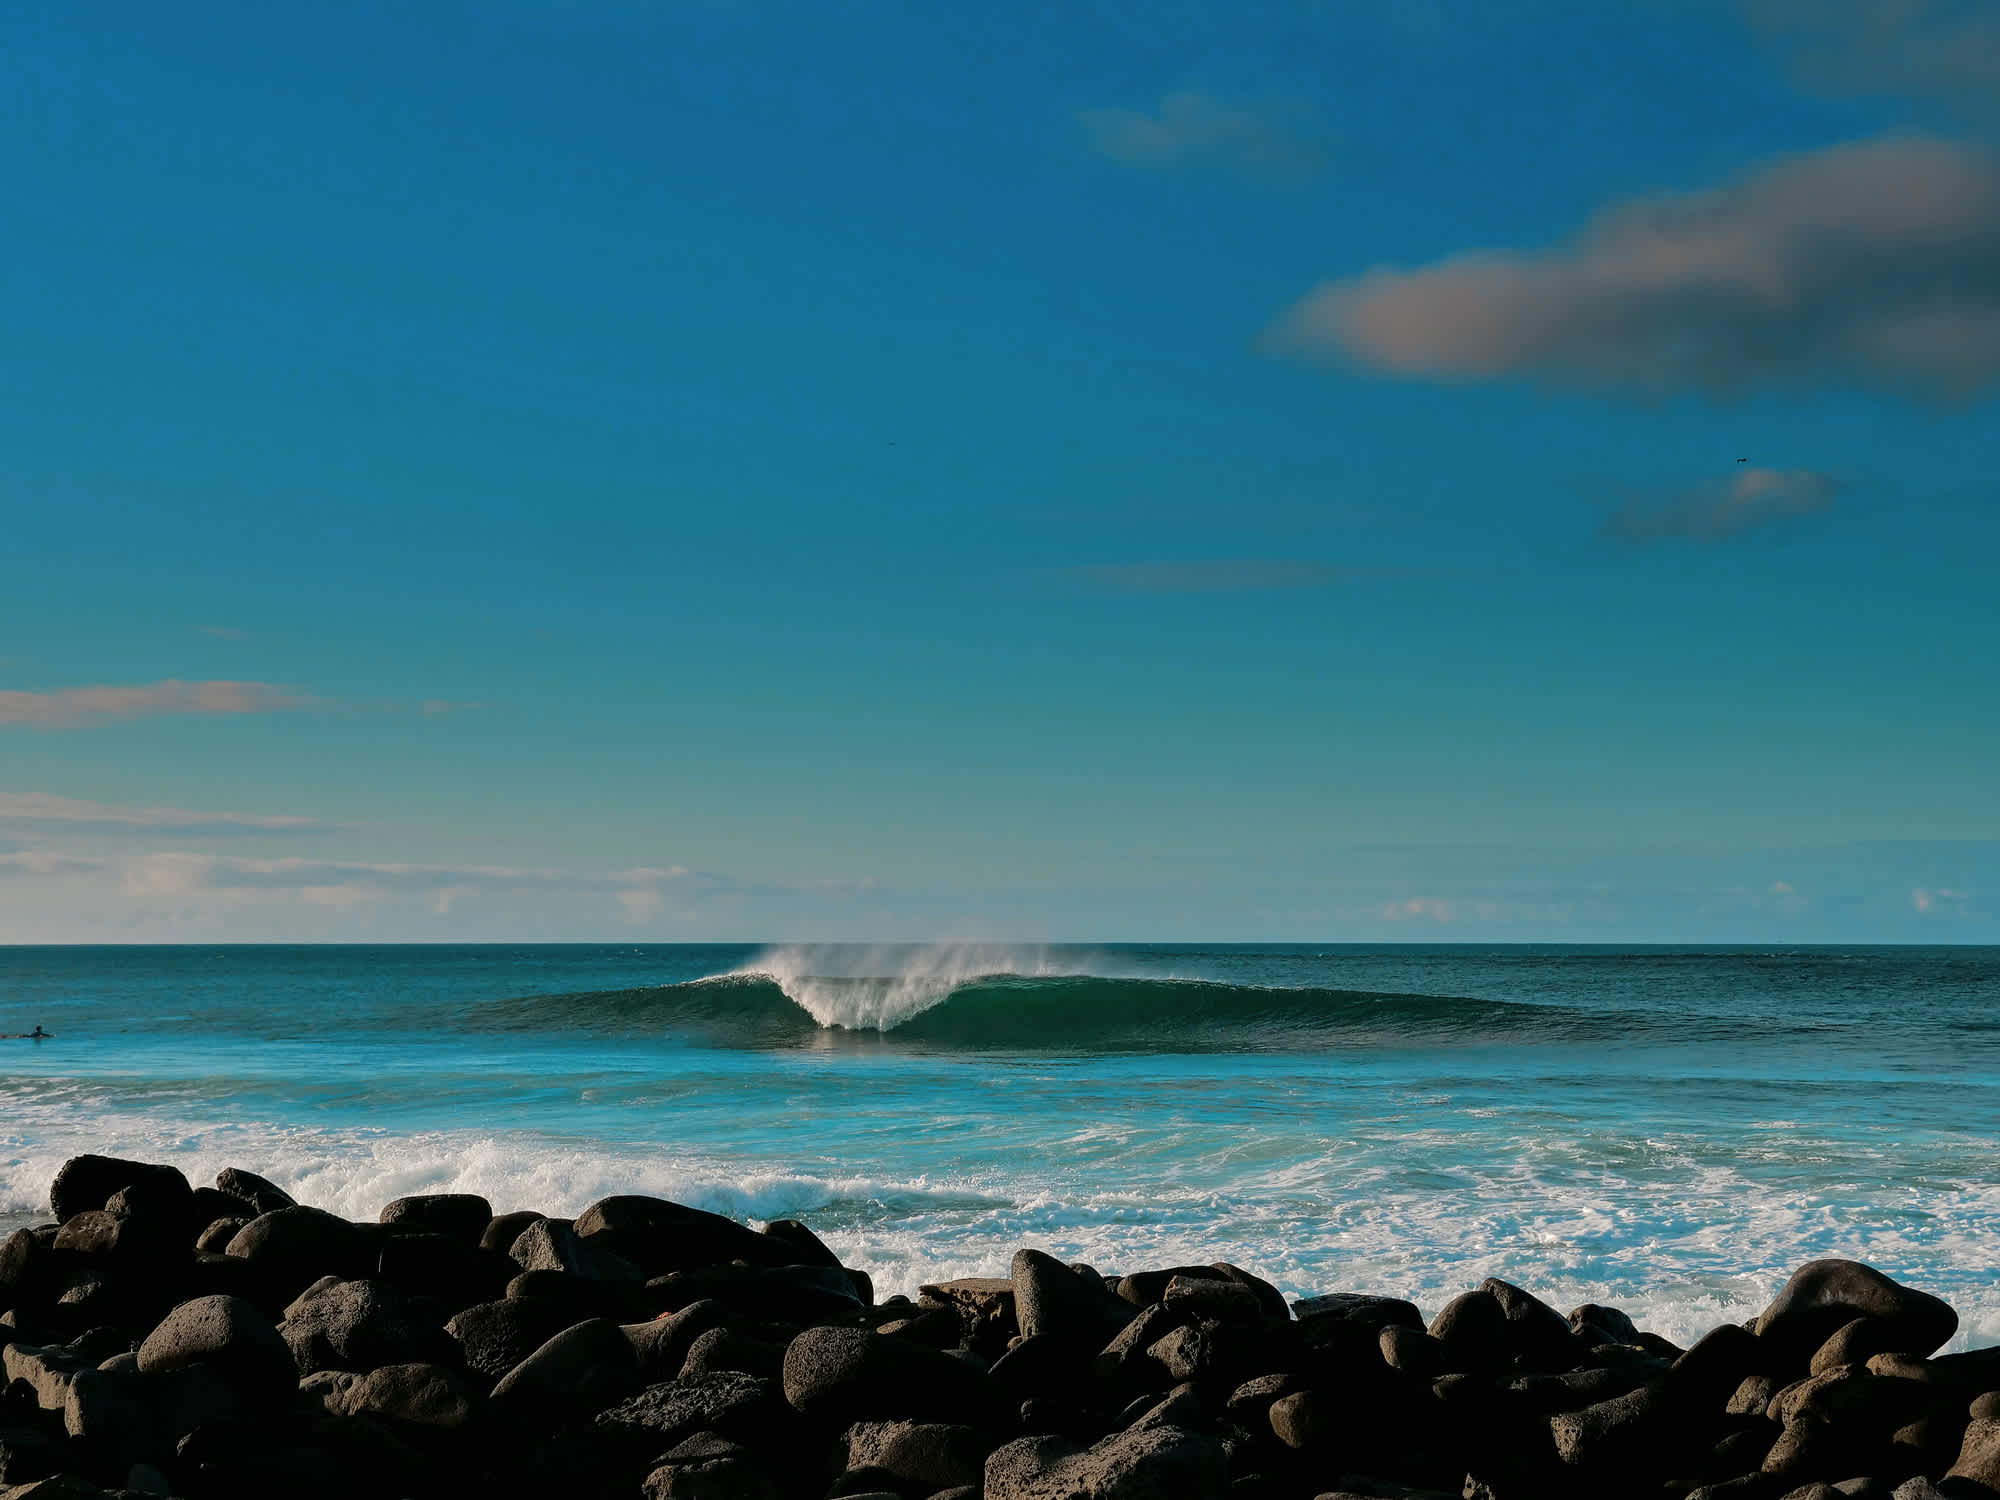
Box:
left=0, top=792, right=328, bottom=833
left=1272, top=137, right=2000, bottom=399
left=0, top=679, right=308, bottom=729
left=1605, top=467, right=1840, bottom=544
left=1079, top=92, right=1327, bottom=185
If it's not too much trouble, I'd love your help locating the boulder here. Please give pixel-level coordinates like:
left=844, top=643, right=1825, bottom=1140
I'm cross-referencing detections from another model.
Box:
left=48, top=1157, right=191, bottom=1224
left=985, top=1424, right=1228, bottom=1500
left=844, top=1421, right=989, bottom=1490
left=193, top=1218, right=246, bottom=1254
left=1292, top=1293, right=1425, bottom=1332
left=782, top=1325, right=997, bottom=1426
left=625, top=1299, right=734, bottom=1381
left=213, top=1169, right=296, bottom=1217
left=1479, top=1278, right=1578, bottom=1370
left=378, top=1193, right=492, bottom=1245
left=1754, top=1261, right=1957, bottom=1362
left=489, top=1317, right=641, bottom=1419
left=480, top=1210, right=547, bottom=1254
left=444, top=1296, right=581, bottom=1382
left=573, top=1196, right=783, bottom=1274
left=1569, top=1303, right=1642, bottom=1346
left=330, top=1361, right=479, bottom=1430
left=1948, top=1418, right=2000, bottom=1491
left=1, top=1345, right=90, bottom=1410
left=1810, top=1317, right=1909, bottom=1376
left=677, top=1326, right=786, bottom=1382
left=1428, top=1290, right=1509, bottom=1374
left=134, top=1294, right=293, bottom=1402
left=758, top=1218, right=843, bottom=1268
left=374, top=1232, right=513, bottom=1308
left=1013, top=1249, right=1133, bottom=1352
left=1380, top=1325, right=1448, bottom=1378
left=279, top=1278, right=452, bottom=1375
left=225, top=1208, right=374, bottom=1295
left=594, top=1372, right=788, bottom=1451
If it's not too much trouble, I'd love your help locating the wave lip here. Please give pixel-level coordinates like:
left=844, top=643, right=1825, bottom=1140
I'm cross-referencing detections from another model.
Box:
left=723, top=943, right=1065, bottom=1031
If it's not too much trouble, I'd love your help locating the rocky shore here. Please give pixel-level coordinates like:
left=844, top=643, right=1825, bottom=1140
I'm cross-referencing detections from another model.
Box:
left=0, top=1156, right=1996, bottom=1498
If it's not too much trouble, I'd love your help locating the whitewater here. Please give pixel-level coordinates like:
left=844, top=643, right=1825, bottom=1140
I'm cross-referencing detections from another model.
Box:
left=2, top=942, right=1995, bottom=1350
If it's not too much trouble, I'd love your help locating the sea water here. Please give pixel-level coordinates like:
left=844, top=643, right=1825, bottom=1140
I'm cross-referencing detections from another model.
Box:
left=1, top=943, right=1994, bottom=1349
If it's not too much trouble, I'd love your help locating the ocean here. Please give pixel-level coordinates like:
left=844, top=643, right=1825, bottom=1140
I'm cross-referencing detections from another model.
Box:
left=2, top=943, right=1995, bottom=1349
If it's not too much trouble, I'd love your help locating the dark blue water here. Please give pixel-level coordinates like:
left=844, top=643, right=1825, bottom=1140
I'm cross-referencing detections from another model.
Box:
left=1, top=943, right=1994, bottom=1346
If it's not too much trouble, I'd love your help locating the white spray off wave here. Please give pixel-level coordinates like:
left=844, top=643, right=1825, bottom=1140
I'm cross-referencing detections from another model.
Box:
left=727, top=942, right=1071, bottom=1030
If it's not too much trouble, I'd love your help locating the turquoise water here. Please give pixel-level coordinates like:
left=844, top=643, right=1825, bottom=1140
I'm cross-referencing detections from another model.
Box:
left=1, top=943, right=1995, bottom=1347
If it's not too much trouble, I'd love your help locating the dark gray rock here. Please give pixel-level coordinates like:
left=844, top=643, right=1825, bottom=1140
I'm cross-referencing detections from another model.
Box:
left=48, top=1156, right=191, bottom=1224
left=1549, top=1382, right=1672, bottom=1470
left=1, top=1344, right=90, bottom=1410
left=479, top=1209, right=547, bottom=1254
left=845, top=1421, right=989, bottom=1490
left=489, top=1316, right=641, bottom=1419
left=782, top=1325, right=997, bottom=1425
left=1014, top=1249, right=1134, bottom=1353
left=193, top=1218, right=245, bottom=1254
left=1114, top=1267, right=1227, bottom=1308
left=757, top=1218, right=842, bottom=1268
left=279, top=1277, right=451, bottom=1376
left=573, top=1195, right=783, bottom=1275
left=625, top=1298, right=734, bottom=1381
left=1292, top=1293, right=1425, bottom=1332
left=595, top=1372, right=787, bottom=1451
left=444, top=1296, right=580, bottom=1382
left=374, top=1231, right=513, bottom=1308
left=677, top=1325, right=786, bottom=1382
left=1379, top=1324, right=1447, bottom=1377
left=985, top=1424, right=1228, bottom=1500
left=1569, top=1303, right=1642, bottom=1346
left=641, top=1450, right=786, bottom=1499
left=330, top=1361, right=480, bottom=1430
left=1754, top=1260, right=1957, bottom=1362
left=214, top=1169, right=296, bottom=1217
left=134, top=1293, right=293, bottom=1401
left=1427, top=1290, right=1509, bottom=1375
left=1160, top=1276, right=1265, bottom=1325
left=1478, top=1278, right=1577, bottom=1371
left=1809, top=1317, right=1910, bottom=1376
left=225, top=1207, right=374, bottom=1295
left=378, top=1193, right=492, bottom=1245
left=1948, top=1417, right=2000, bottom=1491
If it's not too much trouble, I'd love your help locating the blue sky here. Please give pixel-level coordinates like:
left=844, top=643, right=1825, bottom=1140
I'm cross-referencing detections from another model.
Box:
left=3, top=0, right=1996, bottom=941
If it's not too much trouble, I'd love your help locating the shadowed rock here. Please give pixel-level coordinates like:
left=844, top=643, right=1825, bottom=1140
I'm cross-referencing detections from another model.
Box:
left=1754, top=1261, right=1957, bottom=1362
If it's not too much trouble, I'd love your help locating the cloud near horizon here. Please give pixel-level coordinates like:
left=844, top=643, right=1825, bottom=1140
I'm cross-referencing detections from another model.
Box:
left=0, top=680, right=307, bottom=729
left=1605, top=467, right=1841, bottom=544
left=1745, top=0, right=2000, bottom=107
left=1079, top=92, right=1327, bottom=185
left=0, top=792, right=331, bottom=835
left=1271, top=136, right=2000, bottom=399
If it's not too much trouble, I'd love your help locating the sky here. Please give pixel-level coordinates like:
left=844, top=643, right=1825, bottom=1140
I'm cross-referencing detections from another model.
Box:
left=3, top=0, right=1997, bottom=942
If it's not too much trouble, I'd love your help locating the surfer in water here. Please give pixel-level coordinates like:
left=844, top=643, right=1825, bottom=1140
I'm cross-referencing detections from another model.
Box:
left=6, top=1025, right=52, bottom=1040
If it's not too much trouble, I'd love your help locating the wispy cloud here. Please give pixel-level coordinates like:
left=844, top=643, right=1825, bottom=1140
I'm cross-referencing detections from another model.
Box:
left=1605, top=467, right=1841, bottom=544
left=1079, top=92, right=1327, bottom=185
left=1746, top=0, right=2000, bottom=108
left=0, top=679, right=307, bottom=729
left=0, top=792, right=331, bottom=835
left=1058, top=559, right=1346, bottom=594
left=1271, top=136, right=2000, bottom=399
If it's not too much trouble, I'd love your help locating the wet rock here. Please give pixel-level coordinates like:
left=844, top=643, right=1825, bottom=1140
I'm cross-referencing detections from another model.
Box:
left=1754, top=1261, right=1957, bottom=1362
left=134, top=1293, right=293, bottom=1402
left=573, top=1196, right=783, bottom=1275
left=378, top=1193, right=492, bottom=1245
left=782, top=1325, right=997, bottom=1426
left=279, top=1277, right=451, bottom=1376
left=986, top=1423, right=1228, bottom=1500
left=48, top=1157, right=191, bottom=1225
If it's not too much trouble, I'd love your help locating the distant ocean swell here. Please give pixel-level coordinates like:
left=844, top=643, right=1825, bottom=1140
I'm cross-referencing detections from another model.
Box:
left=470, top=970, right=1788, bottom=1051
